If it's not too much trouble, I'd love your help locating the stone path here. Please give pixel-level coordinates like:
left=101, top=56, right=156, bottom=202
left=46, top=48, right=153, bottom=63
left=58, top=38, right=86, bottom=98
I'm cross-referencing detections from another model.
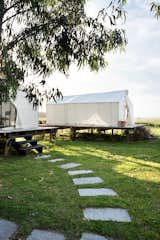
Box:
left=73, top=177, right=103, bottom=185
left=59, top=162, right=82, bottom=169
left=0, top=220, right=113, bottom=240
left=68, top=170, right=93, bottom=176
left=83, top=208, right=131, bottom=222
left=80, top=233, right=108, bottom=240
left=35, top=154, right=51, bottom=160
left=27, top=229, right=65, bottom=240
left=0, top=219, right=18, bottom=240
left=0, top=156, right=132, bottom=239
left=78, top=188, right=118, bottom=197
left=48, top=158, right=65, bottom=163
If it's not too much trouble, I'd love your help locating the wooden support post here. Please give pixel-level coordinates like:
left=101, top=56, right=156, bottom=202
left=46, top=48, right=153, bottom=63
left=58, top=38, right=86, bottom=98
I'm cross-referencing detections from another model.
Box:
left=50, top=129, right=57, bottom=142
left=112, top=129, right=114, bottom=136
left=49, top=131, right=52, bottom=142
left=111, top=129, right=114, bottom=142
left=70, top=127, right=76, bottom=140
left=125, top=129, right=130, bottom=143
left=4, top=138, right=13, bottom=156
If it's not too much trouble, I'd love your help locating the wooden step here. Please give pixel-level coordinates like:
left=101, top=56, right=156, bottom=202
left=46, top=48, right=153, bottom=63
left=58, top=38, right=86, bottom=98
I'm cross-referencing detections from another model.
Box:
left=13, top=139, right=37, bottom=146
left=9, top=133, right=33, bottom=140
left=20, top=134, right=33, bottom=140
left=18, top=145, right=43, bottom=155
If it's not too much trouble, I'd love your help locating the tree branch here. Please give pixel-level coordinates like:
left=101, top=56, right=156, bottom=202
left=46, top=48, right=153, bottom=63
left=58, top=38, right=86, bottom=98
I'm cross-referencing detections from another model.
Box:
left=2, top=7, right=33, bottom=25
left=150, top=1, right=160, bottom=18
left=0, top=0, right=5, bottom=38
left=6, top=20, right=57, bottom=51
left=4, top=0, right=29, bottom=14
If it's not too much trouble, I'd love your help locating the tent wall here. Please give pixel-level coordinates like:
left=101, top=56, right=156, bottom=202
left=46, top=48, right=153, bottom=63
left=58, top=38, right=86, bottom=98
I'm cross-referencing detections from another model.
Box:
left=118, top=100, right=126, bottom=122
left=118, top=96, right=134, bottom=126
left=46, top=90, right=134, bottom=128
left=47, top=102, right=120, bottom=127
left=126, top=96, right=134, bottom=126
left=14, top=91, right=39, bottom=128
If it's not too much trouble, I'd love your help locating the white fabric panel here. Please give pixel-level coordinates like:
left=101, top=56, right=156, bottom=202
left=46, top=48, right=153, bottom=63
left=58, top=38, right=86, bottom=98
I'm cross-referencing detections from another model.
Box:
left=126, top=96, right=134, bottom=126
left=46, top=104, right=66, bottom=125
left=47, top=102, right=119, bottom=127
left=111, top=102, right=118, bottom=124
left=118, top=97, right=134, bottom=126
left=118, top=99, right=126, bottom=121
left=14, top=91, right=38, bottom=128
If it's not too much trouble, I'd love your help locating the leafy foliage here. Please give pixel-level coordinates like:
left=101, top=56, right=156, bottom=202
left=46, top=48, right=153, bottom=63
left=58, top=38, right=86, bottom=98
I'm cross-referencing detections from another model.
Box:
left=150, top=1, right=160, bottom=18
left=0, top=0, right=126, bottom=104
left=115, top=0, right=160, bottom=18
left=22, top=83, right=63, bottom=108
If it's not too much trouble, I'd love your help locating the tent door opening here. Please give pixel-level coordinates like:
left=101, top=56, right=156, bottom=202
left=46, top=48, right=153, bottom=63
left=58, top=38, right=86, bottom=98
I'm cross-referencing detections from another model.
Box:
left=0, top=102, right=17, bottom=128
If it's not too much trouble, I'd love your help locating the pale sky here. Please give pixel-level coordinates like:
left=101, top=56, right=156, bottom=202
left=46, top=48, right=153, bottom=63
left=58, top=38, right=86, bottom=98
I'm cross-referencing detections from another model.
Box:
left=41, top=0, right=160, bottom=118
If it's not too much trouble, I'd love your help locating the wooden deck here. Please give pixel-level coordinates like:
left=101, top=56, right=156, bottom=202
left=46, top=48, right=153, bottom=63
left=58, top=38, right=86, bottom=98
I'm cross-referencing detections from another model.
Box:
left=0, top=126, right=58, bottom=136
left=43, top=124, right=142, bottom=130
left=0, top=126, right=58, bottom=156
left=0, top=124, right=143, bottom=139
left=41, top=124, right=144, bottom=141
left=0, top=125, right=145, bottom=155
left=42, top=124, right=143, bottom=134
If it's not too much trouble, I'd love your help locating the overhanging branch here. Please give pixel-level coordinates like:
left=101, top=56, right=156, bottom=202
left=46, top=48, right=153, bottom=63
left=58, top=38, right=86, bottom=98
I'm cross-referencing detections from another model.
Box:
left=5, top=18, right=59, bottom=51
left=2, top=7, right=33, bottom=25
left=4, top=0, right=29, bottom=14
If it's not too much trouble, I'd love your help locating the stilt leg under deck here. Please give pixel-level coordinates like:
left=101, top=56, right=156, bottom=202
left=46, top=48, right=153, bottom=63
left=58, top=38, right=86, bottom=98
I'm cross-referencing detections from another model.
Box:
left=50, top=129, right=57, bottom=141
left=70, top=127, right=76, bottom=140
left=111, top=129, right=114, bottom=142
left=4, top=138, right=14, bottom=156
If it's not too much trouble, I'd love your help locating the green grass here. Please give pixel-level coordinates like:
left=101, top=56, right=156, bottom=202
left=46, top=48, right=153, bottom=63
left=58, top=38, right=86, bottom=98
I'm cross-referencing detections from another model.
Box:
left=0, top=123, right=160, bottom=240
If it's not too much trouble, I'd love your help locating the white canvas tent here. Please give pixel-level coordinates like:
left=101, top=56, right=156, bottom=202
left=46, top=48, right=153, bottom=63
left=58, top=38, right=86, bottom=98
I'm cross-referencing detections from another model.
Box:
left=14, top=91, right=39, bottom=128
left=0, top=91, right=39, bottom=129
left=46, top=90, right=134, bottom=128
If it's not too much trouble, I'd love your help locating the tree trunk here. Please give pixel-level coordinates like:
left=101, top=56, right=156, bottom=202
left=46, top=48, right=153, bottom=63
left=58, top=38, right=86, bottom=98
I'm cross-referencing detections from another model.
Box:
left=0, top=0, right=4, bottom=36
left=0, top=1, right=5, bottom=105
left=0, top=0, right=4, bottom=64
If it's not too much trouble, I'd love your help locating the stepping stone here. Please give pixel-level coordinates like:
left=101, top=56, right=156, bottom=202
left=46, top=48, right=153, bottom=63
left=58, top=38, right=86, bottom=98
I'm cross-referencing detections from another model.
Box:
left=78, top=188, right=118, bottom=197
left=68, top=170, right=93, bottom=176
left=73, top=177, right=103, bottom=185
left=0, top=219, right=18, bottom=240
left=35, top=155, right=51, bottom=160
left=83, top=208, right=131, bottom=222
left=48, top=158, right=64, bottom=163
left=59, top=163, right=82, bottom=169
left=27, top=229, right=65, bottom=240
left=81, top=233, right=108, bottom=240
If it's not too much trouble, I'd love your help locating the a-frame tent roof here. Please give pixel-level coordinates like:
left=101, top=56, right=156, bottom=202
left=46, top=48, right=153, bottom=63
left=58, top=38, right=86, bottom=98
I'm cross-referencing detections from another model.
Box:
left=54, top=90, right=128, bottom=104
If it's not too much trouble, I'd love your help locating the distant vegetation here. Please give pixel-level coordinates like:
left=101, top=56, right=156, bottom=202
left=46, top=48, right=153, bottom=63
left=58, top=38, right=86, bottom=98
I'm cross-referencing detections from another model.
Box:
left=136, top=119, right=160, bottom=138
left=136, top=118, right=160, bottom=127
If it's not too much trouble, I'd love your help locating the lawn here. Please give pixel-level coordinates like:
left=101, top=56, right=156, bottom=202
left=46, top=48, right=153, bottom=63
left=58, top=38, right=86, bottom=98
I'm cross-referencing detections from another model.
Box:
left=0, top=122, right=160, bottom=240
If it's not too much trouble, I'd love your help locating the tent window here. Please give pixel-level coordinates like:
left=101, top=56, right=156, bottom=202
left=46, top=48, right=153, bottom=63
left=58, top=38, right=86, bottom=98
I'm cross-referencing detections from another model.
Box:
left=0, top=102, right=17, bottom=128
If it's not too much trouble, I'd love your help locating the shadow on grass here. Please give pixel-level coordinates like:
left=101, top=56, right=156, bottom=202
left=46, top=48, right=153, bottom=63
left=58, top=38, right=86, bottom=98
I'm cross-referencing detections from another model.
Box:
left=38, top=138, right=160, bottom=238
left=0, top=138, right=159, bottom=239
